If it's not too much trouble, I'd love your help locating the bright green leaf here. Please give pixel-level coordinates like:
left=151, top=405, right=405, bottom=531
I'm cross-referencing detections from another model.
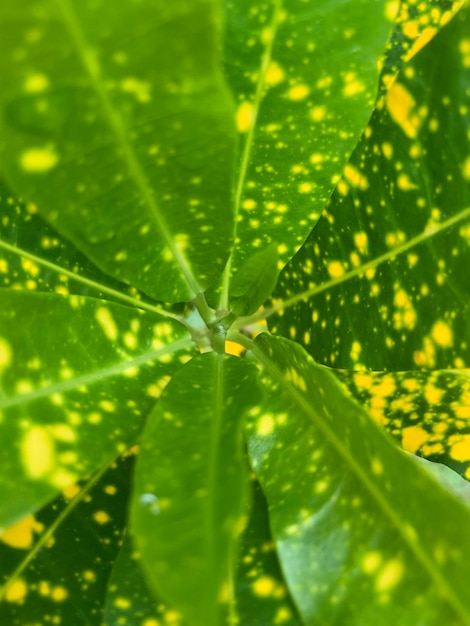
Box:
left=0, top=291, right=193, bottom=526
left=229, top=242, right=279, bottom=317
left=132, top=352, right=260, bottom=626
left=248, top=334, right=470, bottom=625
left=0, top=0, right=236, bottom=303
left=221, top=0, right=393, bottom=289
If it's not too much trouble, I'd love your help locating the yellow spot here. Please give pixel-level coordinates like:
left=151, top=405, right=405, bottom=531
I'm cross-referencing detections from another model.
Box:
left=63, top=483, right=80, bottom=500
left=24, top=73, right=49, bottom=93
left=124, top=332, right=137, bottom=350
left=83, top=570, right=96, bottom=582
left=298, top=182, right=312, bottom=193
left=402, top=425, right=428, bottom=454
left=20, top=147, right=59, bottom=173
left=343, top=78, right=365, bottom=97
left=105, top=484, right=117, bottom=495
left=4, top=578, right=28, bottom=604
left=100, top=400, right=116, bottom=412
left=257, top=414, right=275, bottom=436
left=403, top=20, right=420, bottom=39
left=386, top=82, right=421, bottom=139
left=455, top=405, right=470, bottom=419
left=376, top=560, right=404, bottom=592
left=463, top=157, right=470, bottom=181
left=236, top=101, right=254, bottom=133
left=450, top=435, right=470, bottom=462
left=288, top=84, right=309, bottom=101
left=344, top=164, right=368, bottom=189
left=225, top=341, right=244, bottom=357
left=252, top=576, right=276, bottom=597
left=424, top=384, right=443, bottom=404
left=385, top=1, right=400, bottom=22
left=96, top=307, right=118, bottom=341
left=114, top=597, right=131, bottom=609
left=431, top=321, right=453, bottom=347
left=265, top=61, right=285, bottom=85
left=51, top=469, right=77, bottom=489
left=21, top=426, right=55, bottom=478
left=142, top=620, right=160, bottom=626
left=274, top=607, right=292, bottom=624
left=309, top=106, right=326, bottom=122
left=397, top=173, right=416, bottom=190
left=93, top=510, right=111, bottom=524
left=243, top=199, right=256, bottom=210
left=49, top=424, right=76, bottom=442
left=362, top=551, right=382, bottom=573
left=0, top=515, right=41, bottom=549
left=0, top=338, right=12, bottom=368
left=327, top=261, right=345, bottom=278
left=121, top=77, right=151, bottom=102
left=382, top=143, right=393, bottom=159
left=51, top=585, right=68, bottom=602
left=354, top=232, right=368, bottom=254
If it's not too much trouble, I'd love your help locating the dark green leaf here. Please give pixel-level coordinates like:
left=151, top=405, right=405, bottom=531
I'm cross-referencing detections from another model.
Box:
left=0, top=291, right=194, bottom=526
left=131, top=353, right=260, bottom=626
left=229, top=242, right=279, bottom=317
left=0, top=0, right=236, bottom=302
left=336, top=368, right=470, bottom=480
left=0, top=450, right=135, bottom=625
left=248, top=334, right=470, bottom=625
left=270, top=3, right=470, bottom=371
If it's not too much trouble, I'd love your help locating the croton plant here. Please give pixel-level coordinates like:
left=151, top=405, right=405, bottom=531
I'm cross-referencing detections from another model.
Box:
left=0, top=0, right=470, bottom=624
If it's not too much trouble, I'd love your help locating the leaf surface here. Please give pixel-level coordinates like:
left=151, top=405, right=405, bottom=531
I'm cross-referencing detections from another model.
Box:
left=0, top=0, right=236, bottom=302
left=221, top=0, right=392, bottom=291
left=229, top=242, right=279, bottom=316
left=335, top=368, right=470, bottom=480
left=0, top=291, right=194, bottom=526
left=131, top=352, right=260, bottom=626
left=270, top=3, right=470, bottom=371
left=248, top=334, right=470, bottom=625
left=0, top=451, right=135, bottom=625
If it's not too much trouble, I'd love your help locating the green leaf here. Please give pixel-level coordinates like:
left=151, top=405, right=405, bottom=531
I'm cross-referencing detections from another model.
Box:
left=0, top=451, right=135, bottom=625
left=248, top=334, right=470, bottom=625
left=0, top=180, right=169, bottom=313
left=380, top=0, right=465, bottom=91
left=0, top=0, right=236, bottom=303
left=336, top=368, right=470, bottom=480
left=222, top=0, right=393, bottom=284
left=229, top=242, right=279, bottom=317
left=0, top=291, right=194, bottom=526
left=407, top=453, right=470, bottom=507
left=131, top=352, right=260, bottom=626
left=269, top=3, right=470, bottom=371
left=234, top=478, right=301, bottom=626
